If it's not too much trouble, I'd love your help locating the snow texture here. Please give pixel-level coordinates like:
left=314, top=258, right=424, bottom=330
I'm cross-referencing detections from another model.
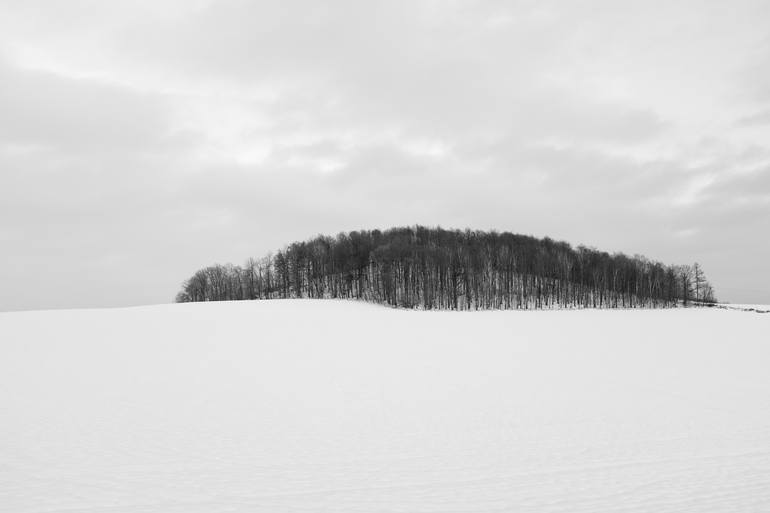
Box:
left=714, top=304, right=770, bottom=314
left=1, top=299, right=769, bottom=512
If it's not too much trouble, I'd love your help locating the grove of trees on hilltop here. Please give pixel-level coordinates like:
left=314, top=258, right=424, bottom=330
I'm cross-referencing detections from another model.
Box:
left=176, top=226, right=716, bottom=309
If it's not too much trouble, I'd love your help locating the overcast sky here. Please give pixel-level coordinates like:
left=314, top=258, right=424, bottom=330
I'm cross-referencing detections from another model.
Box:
left=1, top=0, right=769, bottom=311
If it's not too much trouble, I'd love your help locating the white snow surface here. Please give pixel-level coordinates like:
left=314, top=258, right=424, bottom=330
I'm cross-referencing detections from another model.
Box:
left=1, top=299, right=769, bottom=512
left=716, top=303, right=770, bottom=313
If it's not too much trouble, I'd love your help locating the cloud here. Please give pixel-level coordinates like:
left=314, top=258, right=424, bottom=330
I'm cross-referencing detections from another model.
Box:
left=0, top=59, right=173, bottom=153
left=737, top=110, right=770, bottom=126
left=1, top=0, right=770, bottom=309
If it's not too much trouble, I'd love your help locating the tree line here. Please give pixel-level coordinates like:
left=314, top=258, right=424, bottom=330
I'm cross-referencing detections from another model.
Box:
left=176, top=226, right=716, bottom=309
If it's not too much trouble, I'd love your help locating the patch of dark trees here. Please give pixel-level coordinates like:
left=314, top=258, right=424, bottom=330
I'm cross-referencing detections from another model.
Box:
left=176, top=226, right=716, bottom=309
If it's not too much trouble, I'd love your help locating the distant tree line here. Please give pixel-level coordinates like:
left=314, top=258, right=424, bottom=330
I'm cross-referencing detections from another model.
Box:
left=176, top=226, right=716, bottom=309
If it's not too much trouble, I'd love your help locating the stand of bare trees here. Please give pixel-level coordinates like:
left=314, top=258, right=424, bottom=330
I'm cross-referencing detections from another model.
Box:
left=176, top=226, right=716, bottom=309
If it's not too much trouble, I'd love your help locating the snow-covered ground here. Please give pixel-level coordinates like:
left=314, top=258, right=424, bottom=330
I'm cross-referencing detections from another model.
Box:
left=715, top=303, right=770, bottom=313
left=1, top=300, right=769, bottom=512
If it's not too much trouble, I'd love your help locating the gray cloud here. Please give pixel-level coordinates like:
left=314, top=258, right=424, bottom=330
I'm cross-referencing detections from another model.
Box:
left=737, top=110, right=770, bottom=126
left=0, top=60, right=173, bottom=153
left=1, top=0, right=770, bottom=310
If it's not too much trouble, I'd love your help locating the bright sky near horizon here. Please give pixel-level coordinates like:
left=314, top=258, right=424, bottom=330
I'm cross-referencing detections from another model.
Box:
left=1, top=0, right=769, bottom=311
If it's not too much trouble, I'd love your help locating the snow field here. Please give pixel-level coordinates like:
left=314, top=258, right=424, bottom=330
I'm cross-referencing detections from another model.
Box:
left=1, top=300, right=769, bottom=512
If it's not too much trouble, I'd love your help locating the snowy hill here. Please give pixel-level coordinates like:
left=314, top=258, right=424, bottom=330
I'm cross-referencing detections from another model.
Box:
left=1, top=300, right=769, bottom=512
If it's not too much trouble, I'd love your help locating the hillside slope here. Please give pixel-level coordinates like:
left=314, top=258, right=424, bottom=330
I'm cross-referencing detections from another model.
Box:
left=1, top=300, right=769, bottom=512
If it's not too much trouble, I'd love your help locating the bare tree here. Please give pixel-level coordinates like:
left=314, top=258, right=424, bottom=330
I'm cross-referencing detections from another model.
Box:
left=176, top=226, right=717, bottom=310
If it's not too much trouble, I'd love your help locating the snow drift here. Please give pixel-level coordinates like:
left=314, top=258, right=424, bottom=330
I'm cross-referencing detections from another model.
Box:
left=1, top=300, right=769, bottom=512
